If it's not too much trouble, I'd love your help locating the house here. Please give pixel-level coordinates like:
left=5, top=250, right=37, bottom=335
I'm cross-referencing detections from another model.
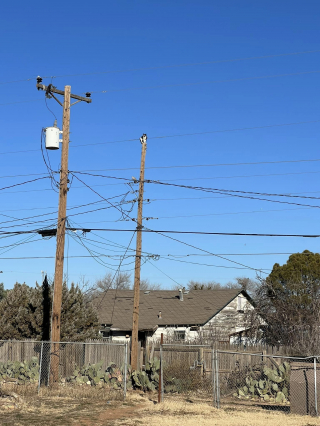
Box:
left=93, top=288, right=253, bottom=345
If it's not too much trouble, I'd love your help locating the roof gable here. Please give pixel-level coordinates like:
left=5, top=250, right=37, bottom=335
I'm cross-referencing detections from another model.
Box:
left=93, top=289, right=246, bottom=331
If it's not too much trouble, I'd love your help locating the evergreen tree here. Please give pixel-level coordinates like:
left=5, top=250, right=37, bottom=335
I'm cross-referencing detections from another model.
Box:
left=0, top=283, right=7, bottom=301
left=0, top=280, right=100, bottom=341
left=0, top=283, right=42, bottom=340
left=246, top=250, right=320, bottom=355
left=60, top=282, right=100, bottom=341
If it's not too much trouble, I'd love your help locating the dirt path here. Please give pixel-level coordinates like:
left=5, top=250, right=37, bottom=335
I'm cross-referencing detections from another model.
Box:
left=73, top=403, right=145, bottom=426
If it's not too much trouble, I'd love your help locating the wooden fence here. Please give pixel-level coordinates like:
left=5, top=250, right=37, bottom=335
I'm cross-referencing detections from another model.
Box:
left=0, top=340, right=127, bottom=378
left=145, top=341, right=297, bottom=377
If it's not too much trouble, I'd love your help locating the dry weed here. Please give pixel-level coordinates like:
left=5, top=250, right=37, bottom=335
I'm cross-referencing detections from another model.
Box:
left=116, top=399, right=320, bottom=426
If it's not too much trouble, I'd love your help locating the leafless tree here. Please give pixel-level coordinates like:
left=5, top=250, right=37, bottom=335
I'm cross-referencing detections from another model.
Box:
left=244, top=277, right=320, bottom=356
left=140, top=278, right=161, bottom=291
left=177, top=277, right=258, bottom=294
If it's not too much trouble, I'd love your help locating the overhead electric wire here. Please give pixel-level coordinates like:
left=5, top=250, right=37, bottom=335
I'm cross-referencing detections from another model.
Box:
left=163, top=256, right=271, bottom=271
left=64, top=228, right=320, bottom=238
left=0, top=176, right=50, bottom=192
left=0, top=251, right=309, bottom=260
left=74, top=169, right=320, bottom=187
left=4, top=226, right=320, bottom=239
left=70, top=171, right=320, bottom=204
left=67, top=216, right=139, bottom=271
left=1, top=48, right=319, bottom=86
left=90, top=70, right=320, bottom=94
left=39, top=49, right=320, bottom=82
left=78, top=156, right=320, bottom=172
left=72, top=119, right=320, bottom=148
left=1, top=119, right=320, bottom=155
left=75, top=206, right=312, bottom=224
left=147, top=193, right=320, bottom=203
left=68, top=231, right=128, bottom=270
left=144, top=180, right=320, bottom=209
left=147, top=259, right=182, bottom=286
left=0, top=99, right=42, bottom=107
left=96, top=231, right=137, bottom=312
left=69, top=173, right=268, bottom=273
left=0, top=172, right=49, bottom=179
left=0, top=195, right=132, bottom=228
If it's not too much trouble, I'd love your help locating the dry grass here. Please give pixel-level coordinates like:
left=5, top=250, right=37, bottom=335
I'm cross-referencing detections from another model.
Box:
left=116, top=398, right=320, bottom=426
left=0, top=383, right=126, bottom=425
left=0, top=387, right=320, bottom=426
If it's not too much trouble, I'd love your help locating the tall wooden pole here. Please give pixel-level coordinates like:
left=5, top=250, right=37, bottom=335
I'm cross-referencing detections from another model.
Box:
left=50, top=85, right=71, bottom=384
left=131, top=134, right=147, bottom=370
left=158, top=332, right=164, bottom=403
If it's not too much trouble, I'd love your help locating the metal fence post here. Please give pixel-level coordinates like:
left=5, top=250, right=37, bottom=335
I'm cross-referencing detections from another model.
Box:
left=160, top=342, right=164, bottom=402
left=314, top=356, right=318, bottom=417
left=212, top=348, right=217, bottom=407
left=124, top=342, right=128, bottom=399
left=215, top=350, right=220, bottom=409
left=38, top=341, right=44, bottom=394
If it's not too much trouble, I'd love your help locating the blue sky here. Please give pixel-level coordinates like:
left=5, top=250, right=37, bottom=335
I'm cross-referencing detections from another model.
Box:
left=0, top=1, right=320, bottom=289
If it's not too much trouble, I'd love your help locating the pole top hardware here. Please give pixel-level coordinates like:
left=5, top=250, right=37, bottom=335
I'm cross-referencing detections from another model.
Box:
left=140, top=134, right=147, bottom=144
left=36, top=80, right=92, bottom=104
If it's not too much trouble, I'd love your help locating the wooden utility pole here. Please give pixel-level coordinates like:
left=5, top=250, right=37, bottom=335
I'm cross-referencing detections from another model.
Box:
left=50, top=85, right=71, bottom=384
left=36, top=78, right=91, bottom=384
left=158, top=332, right=164, bottom=403
left=131, top=134, right=147, bottom=370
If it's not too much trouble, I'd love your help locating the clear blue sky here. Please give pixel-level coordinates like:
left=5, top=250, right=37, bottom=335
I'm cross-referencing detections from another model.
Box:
left=1, top=0, right=320, bottom=289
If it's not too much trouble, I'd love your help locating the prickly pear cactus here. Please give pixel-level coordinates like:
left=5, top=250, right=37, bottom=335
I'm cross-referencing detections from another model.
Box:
left=234, top=362, right=290, bottom=405
left=0, top=357, right=40, bottom=384
left=66, top=360, right=124, bottom=388
left=130, top=358, right=160, bottom=391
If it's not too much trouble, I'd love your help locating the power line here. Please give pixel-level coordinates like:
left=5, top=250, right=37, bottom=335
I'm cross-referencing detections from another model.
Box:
left=73, top=169, right=320, bottom=187
left=147, top=181, right=320, bottom=201
left=76, top=206, right=311, bottom=223
left=79, top=157, right=320, bottom=172
left=41, top=49, right=320, bottom=82
left=147, top=259, right=181, bottom=286
left=3, top=170, right=320, bottom=196
left=6, top=69, right=319, bottom=107
left=1, top=48, right=319, bottom=86
left=0, top=172, right=48, bottom=180
left=163, top=256, right=271, bottom=271
left=70, top=171, right=320, bottom=203
left=64, top=228, right=320, bottom=238
left=90, top=70, right=320, bottom=94
left=95, top=231, right=137, bottom=310
left=165, top=252, right=311, bottom=257
left=0, top=176, right=50, bottom=192
left=65, top=174, right=298, bottom=274
left=144, top=180, right=320, bottom=209
left=0, top=99, right=42, bottom=107
left=72, top=119, right=320, bottom=148
left=1, top=119, right=320, bottom=155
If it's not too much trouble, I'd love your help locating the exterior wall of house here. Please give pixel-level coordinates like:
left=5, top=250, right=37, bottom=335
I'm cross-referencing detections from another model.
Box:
left=199, top=293, right=250, bottom=342
left=110, top=331, right=130, bottom=341
left=146, top=294, right=252, bottom=344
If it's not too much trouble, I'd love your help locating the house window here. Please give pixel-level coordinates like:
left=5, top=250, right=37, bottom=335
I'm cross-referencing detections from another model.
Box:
left=174, top=330, right=185, bottom=341
left=99, top=326, right=111, bottom=340
left=237, top=296, right=246, bottom=312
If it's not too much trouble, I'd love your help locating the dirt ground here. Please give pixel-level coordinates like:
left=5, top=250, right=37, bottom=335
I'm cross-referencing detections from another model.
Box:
left=1, top=386, right=320, bottom=426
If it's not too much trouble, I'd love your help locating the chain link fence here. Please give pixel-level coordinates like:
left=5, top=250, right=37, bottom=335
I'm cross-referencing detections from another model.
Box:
left=215, top=350, right=320, bottom=416
left=158, top=345, right=320, bottom=417
left=0, top=340, right=128, bottom=399
left=159, top=344, right=214, bottom=405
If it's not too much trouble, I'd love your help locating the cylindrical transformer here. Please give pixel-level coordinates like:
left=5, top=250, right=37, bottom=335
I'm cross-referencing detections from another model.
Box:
left=45, top=126, right=60, bottom=150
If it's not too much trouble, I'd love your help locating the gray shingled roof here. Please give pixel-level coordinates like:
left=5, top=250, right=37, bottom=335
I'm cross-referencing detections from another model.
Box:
left=93, top=289, right=243, bottom=330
